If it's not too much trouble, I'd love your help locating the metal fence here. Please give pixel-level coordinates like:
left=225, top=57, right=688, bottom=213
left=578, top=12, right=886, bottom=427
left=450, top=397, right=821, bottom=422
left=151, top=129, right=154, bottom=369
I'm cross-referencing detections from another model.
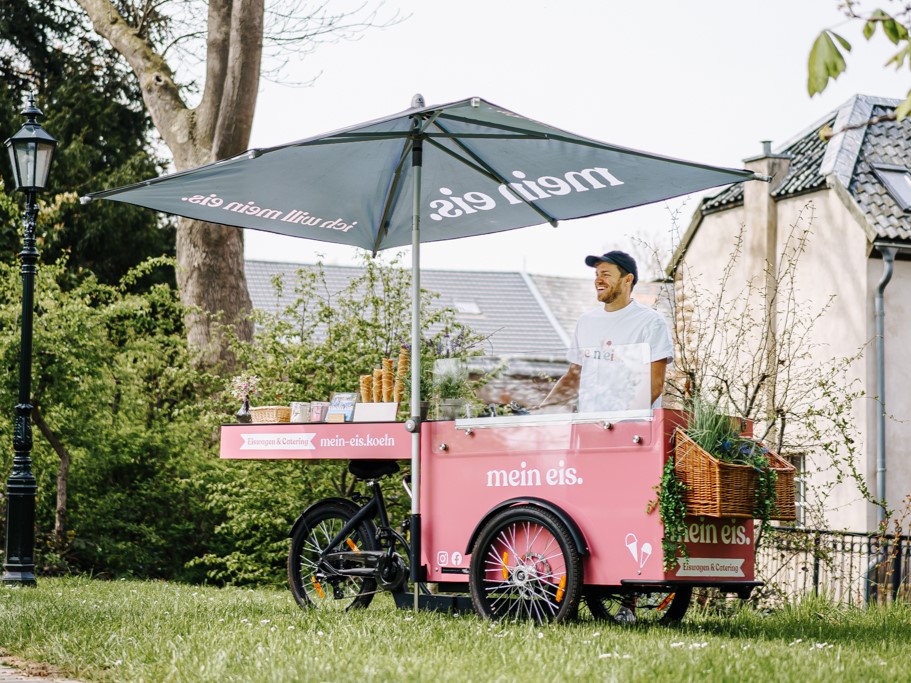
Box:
left=755, top=527, right=910, bottom=606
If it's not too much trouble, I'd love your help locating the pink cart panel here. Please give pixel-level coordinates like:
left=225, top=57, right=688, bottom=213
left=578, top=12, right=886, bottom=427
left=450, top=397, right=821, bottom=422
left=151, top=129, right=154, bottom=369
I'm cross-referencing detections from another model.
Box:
left=220, top=422, right=410, bottom=460
left=220, top=411, right=756, bottom=589
left=420, top=409, right=755, bottom=587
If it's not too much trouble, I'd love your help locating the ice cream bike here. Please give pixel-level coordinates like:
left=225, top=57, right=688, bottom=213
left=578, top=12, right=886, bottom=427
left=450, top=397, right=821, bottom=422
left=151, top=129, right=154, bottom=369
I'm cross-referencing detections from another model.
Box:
left=220, top=344, right=761, bottom=623
left=85, top=95, right=768, bottom=623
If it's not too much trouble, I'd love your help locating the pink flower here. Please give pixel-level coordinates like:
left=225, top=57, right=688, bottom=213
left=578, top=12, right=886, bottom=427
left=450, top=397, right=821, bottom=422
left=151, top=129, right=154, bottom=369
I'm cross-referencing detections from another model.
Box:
left=230, top=374, right=260, bottom=401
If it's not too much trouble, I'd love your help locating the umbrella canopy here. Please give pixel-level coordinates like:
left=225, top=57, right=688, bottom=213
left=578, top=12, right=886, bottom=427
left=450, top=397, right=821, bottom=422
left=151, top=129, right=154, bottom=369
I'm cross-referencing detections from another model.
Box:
left=84, top=96, right=760, bottom=255
left=83, top=95, right=764, bottom=603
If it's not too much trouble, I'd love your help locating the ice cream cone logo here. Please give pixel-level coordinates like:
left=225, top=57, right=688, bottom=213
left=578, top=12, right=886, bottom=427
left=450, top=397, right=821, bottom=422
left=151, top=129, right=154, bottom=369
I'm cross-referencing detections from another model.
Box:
left=624, top=533, right=653, bottom=569
left=639, top=542, right=652, bottom=568
left=625, top=533, right=638, bottom=562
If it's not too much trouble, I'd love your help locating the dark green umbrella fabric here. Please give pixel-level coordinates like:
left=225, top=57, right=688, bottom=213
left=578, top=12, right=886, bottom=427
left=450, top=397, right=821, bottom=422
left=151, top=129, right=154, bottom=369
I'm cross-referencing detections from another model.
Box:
left=83, top=96, right=760, bottom=254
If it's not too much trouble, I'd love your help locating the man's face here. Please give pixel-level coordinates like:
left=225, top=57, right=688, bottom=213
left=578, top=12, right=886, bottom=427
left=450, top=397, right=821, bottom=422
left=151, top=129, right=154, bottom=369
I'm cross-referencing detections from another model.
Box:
left=593, top=262, right=630, bottom=305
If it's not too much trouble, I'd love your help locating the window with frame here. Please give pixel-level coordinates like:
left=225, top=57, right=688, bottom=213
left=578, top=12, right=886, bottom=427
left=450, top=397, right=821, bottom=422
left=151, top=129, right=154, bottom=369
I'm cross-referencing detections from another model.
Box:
left=785, top=453, right=807, bottom=528
left=872, top=164, right=911, bottom=212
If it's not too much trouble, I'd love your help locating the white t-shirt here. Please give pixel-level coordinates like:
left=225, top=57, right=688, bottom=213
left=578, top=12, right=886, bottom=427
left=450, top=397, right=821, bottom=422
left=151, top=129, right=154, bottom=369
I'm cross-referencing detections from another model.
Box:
left=567, top=300, right=674, bottom=412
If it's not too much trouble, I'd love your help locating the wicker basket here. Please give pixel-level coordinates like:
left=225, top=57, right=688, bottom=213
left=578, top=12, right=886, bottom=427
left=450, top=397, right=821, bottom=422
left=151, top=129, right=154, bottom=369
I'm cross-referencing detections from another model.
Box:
left=674, top=430, right=796, bottom=520
left=767, top=450, right=797, bottom=521
left=250, top=405, right=291, bottom=424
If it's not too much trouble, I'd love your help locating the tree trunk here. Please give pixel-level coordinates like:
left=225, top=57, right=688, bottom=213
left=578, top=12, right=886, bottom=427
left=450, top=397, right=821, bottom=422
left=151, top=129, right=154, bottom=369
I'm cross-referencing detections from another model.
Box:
left=32, top=405, right=69, bottom=543
left=74, top=0, right=265, bottom=368
left=176, top=217, right=254, bottom=368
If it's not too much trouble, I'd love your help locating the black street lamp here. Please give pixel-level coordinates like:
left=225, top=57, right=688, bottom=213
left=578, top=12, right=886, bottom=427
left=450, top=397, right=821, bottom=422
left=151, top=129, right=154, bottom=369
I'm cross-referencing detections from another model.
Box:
left=2, top=96, right=56, bottom=586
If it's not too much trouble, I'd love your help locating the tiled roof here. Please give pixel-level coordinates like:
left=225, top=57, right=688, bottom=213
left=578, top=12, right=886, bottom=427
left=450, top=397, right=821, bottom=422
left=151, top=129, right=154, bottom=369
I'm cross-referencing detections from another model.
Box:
left=528, top=274, right=593, bottom=344
left=246, top=261, right=674, bottom=358
left=702, top=115, right=834, bottom=214
left=848, top=104, right=911, bottom=242
left=245, top=260, right=570, bottom=357
left=770, top=119, right=832, bottom=198
left=700, top=182, right=744, bottom=213
left=700, top=95, right=911, bottom=244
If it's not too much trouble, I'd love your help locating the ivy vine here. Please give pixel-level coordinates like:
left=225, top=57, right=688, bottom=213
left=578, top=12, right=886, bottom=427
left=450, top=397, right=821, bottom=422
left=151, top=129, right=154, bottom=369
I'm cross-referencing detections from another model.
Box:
left=752, top=462, right=778, bottom=546
left=658, top=456, right=689, bottom=571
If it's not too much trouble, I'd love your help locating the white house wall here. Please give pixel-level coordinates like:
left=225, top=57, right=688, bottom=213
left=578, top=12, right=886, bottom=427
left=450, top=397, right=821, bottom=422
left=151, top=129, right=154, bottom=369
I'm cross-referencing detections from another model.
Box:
left=774, top=191, right=871, bottom=531
left=682, top=187, right=885, bottom=532
left=674, top=207, right=770, bottom=402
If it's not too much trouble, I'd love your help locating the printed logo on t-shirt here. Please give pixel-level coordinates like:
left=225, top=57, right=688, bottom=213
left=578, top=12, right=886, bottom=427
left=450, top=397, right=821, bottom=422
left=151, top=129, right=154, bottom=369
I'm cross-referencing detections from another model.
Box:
left=577, top=342, right=650, bottom=413
left=582, top=339, right=617, bottom=361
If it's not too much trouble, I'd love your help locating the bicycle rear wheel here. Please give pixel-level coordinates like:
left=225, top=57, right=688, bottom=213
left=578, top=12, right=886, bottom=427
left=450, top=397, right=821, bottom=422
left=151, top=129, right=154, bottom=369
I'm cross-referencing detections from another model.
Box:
left=585, top=586, right=691, bottom=624
left=288, top=501, right=379, bottom=611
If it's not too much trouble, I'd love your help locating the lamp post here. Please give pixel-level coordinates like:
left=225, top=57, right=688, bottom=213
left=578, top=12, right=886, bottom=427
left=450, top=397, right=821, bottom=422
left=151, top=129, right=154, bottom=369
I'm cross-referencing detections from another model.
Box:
left=2, top=96, right=56, bottom=586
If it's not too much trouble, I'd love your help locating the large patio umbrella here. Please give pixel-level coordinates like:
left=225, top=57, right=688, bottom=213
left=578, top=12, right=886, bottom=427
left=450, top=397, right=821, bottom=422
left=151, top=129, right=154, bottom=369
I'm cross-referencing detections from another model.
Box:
left=83, top=95, right=764, bottom=598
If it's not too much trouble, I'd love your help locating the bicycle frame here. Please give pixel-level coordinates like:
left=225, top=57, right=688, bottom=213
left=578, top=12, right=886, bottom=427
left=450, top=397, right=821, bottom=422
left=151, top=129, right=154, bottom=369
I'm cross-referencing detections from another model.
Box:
left=316, top=477, right=410, bottom=587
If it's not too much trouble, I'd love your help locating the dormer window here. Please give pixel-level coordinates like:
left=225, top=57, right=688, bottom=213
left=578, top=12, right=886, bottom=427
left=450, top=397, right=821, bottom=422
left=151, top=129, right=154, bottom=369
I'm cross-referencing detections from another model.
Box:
left=453, top=300, right=482, bottom=315
left=873, top=164, right=911, bottom=212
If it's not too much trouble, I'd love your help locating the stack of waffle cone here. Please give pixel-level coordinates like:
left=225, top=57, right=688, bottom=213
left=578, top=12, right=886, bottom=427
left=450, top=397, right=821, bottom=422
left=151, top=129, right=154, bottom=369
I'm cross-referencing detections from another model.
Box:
left=372, top=368, right=383, bottom=403
left=381, top=358, right=394, bottom=402
left=359, top=375, right=372, bottom=403
left=394, top=345, right=408, bottom=404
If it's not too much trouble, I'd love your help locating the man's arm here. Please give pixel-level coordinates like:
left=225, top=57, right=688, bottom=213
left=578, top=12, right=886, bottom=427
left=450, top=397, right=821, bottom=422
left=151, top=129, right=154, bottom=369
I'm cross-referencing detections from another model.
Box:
left=541, top=363, right=581, bottom=407
left=650, top=358, right=668, bottom=405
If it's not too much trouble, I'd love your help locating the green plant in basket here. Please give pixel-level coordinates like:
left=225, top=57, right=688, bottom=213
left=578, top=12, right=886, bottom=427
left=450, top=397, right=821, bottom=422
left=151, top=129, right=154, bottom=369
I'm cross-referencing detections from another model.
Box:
left=657, top=396, right=779, bottom=564
left=685, top=395, right=739, bottom=460
left=686, top=395, right=778, bottom=523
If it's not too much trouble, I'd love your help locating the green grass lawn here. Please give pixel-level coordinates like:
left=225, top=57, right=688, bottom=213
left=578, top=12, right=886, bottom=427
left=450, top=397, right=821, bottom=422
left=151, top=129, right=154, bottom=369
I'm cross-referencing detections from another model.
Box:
left=1, top=577, right=909, bottom=682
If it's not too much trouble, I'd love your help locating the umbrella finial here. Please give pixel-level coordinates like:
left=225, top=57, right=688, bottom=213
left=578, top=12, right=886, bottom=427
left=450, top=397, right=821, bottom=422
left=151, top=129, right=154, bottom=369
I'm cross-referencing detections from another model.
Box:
left=411, top=93, right=425, bottom=109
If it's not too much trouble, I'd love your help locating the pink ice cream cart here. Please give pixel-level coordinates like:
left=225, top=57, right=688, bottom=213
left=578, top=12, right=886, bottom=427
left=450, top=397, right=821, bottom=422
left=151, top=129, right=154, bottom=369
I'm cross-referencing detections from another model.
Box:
left=220, top=406, right=760, bottom=623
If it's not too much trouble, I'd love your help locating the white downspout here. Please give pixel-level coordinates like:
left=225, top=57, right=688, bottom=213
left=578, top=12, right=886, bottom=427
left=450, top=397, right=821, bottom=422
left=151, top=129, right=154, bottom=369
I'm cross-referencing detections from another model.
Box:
left=873, top=244, right=897, bottom=527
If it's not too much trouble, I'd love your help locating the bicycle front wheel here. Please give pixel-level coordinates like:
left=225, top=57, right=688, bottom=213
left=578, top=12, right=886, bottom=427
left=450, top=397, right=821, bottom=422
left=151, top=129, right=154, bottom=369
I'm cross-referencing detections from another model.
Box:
left=288, top=501, right=378, bottom=611
left=469, top=505, right=582, bottom=623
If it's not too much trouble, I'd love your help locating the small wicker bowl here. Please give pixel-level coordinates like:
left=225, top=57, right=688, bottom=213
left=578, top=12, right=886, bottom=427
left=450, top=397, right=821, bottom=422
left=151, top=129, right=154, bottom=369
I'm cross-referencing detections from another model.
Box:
left=250, top=405, right=291, bottom=423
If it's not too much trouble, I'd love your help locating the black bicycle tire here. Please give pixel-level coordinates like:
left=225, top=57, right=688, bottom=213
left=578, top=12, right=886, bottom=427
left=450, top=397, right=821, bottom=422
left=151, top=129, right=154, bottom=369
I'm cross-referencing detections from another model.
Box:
left=469, top=505, right=582, bottom=623
left=287, top=500, right=379, bottom=611
left=584, top=585, right=692, bottom=624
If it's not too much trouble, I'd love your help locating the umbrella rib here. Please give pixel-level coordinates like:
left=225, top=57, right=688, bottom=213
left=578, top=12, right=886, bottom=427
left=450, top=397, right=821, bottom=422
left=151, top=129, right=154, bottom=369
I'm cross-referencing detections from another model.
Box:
left=298, top=132, right=411, bottom=145
left=427, top=122, right=559, bottom=228
left=373, top=137, right=414, bottom=255
left=436, top=113, right=553, bottom=139
left=299, top=131, right=546, bottom=145
left=370, top=110, right=443, bottom=255
left=438, top=112, right=758, bottom=177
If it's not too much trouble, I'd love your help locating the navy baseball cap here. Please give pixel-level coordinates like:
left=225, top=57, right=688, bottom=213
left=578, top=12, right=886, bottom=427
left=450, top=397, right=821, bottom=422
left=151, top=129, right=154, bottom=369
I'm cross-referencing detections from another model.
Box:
left=584, top=250, right=638, bottom=285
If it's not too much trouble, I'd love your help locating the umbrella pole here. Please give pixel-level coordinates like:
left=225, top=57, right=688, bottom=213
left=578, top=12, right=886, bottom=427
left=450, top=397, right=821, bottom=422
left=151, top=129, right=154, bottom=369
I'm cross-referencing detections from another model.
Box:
left=410, top=134, right=423, bottom=612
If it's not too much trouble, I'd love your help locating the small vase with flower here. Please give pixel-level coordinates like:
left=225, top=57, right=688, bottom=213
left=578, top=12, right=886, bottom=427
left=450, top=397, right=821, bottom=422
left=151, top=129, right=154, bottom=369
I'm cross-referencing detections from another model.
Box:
left=230, top=373, right=260, bottom=423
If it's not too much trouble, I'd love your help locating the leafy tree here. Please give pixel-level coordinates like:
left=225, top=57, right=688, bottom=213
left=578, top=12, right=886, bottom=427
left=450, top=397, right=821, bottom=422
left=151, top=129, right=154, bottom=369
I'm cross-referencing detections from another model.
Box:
left=0, top=251, right=482, bottom=585
left=0, top=0, right=173, bottom=284
left=70, top=0, right=398, bottom=367
left=0, top=256, right=222, bottom=579
left=809, top=1, right=911, bottom=119
left=191, top=254, right=485, bottom=585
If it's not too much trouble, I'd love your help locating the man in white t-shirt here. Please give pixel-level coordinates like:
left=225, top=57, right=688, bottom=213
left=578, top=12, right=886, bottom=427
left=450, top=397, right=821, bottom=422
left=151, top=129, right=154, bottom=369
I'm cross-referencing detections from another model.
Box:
left=542, top=250, right=673, bottom=411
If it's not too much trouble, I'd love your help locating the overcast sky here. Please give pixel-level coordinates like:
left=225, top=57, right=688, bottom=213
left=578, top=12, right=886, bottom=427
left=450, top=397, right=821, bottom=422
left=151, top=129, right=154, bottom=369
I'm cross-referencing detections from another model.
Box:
left=243, top=0, right=909, bottom=279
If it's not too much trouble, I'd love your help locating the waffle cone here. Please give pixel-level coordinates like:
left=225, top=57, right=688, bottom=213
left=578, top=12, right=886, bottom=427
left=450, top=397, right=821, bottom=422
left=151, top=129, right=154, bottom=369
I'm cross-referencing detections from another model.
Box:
left=372, top=368, right=383, bottom=403
left=359, top=375, right=372, bottom=403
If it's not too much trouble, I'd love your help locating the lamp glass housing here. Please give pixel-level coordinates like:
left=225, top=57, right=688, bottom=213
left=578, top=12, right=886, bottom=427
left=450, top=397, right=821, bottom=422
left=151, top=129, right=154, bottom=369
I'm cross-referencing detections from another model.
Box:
left=5, top=123, right=56, bottom=191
